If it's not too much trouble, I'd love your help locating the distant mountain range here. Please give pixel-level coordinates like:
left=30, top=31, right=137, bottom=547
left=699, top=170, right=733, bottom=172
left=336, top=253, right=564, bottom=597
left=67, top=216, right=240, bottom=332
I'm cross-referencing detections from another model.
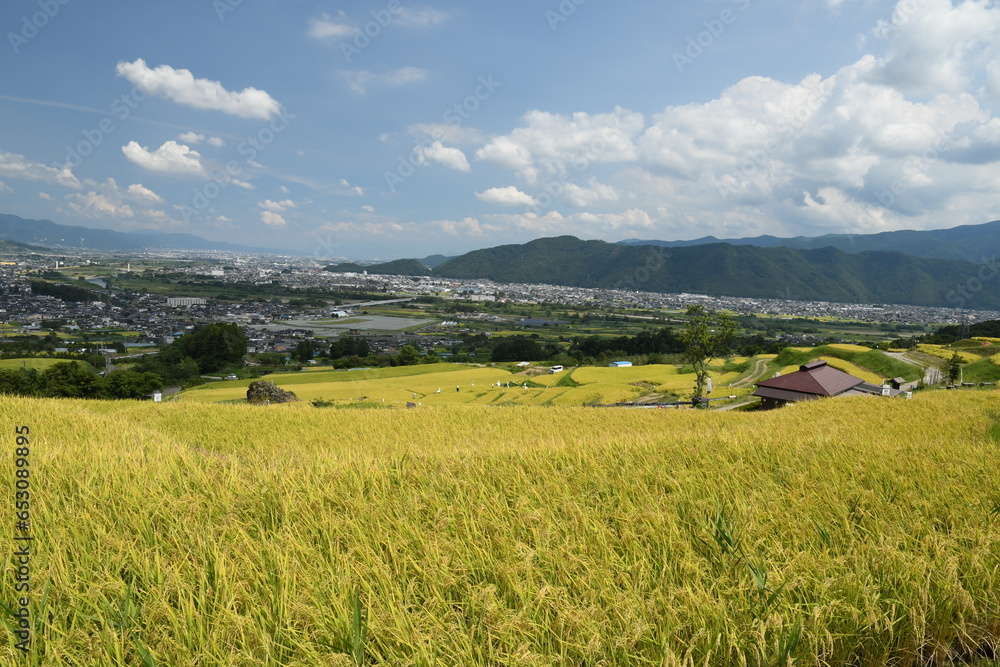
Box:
left=0, top=214, right=286, bottom=254
left=8, top=213, right=1000, bottom=309
left=619, top=220, right=1000, bottom=262
left=431, top=236, right=995, bottom=308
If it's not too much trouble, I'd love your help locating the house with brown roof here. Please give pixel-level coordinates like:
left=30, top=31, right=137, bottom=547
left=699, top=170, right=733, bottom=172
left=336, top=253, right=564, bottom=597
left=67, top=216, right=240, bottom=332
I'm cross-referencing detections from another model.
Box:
left=752, top=359, right=901, bottom=410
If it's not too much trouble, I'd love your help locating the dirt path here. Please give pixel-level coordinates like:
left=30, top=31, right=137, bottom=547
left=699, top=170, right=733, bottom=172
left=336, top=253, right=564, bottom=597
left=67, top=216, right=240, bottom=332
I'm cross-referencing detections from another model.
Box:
left=731, top=357, right=771, bottom=388
left=885, top=351, right=943, bottom=386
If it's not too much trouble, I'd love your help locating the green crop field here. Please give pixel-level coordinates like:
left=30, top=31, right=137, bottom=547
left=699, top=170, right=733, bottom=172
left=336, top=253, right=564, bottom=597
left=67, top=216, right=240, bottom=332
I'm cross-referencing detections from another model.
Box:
left=1, top=391, right=998, bottom=665
left=0, top=358, right=74, bottom=371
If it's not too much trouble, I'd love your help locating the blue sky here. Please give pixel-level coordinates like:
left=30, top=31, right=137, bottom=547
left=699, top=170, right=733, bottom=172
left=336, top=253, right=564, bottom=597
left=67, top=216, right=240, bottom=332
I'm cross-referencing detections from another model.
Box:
left=2, top=0, right=999, bottom=260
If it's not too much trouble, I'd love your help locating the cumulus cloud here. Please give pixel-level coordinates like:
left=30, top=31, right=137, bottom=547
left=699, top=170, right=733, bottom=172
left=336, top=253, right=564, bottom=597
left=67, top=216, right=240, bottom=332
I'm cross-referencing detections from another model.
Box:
left=126, top=183, right=164, bottom=203
left=0, top=150, right=80, bottom=188
left=476, top=186, right=537, bottom=207
left=65, top=191, right=135, bottom=219
left=62, top=178, right=169, bottom=223
left=258, top=199, right=296, bottom=212
left=179, top=131, right=204, bottom=144
left=260, top=210, right=287, bottom=227
left=414, top=142, right=471, bottom=172
left=471, top=0, right=1000, bottom=241
left=207, top=136, right=225, bottom=147
left=476, top=107, right=645, bottom=185
left=116, top=58, right=282, bottom=120
left=122, top=140, right=207, bottom=176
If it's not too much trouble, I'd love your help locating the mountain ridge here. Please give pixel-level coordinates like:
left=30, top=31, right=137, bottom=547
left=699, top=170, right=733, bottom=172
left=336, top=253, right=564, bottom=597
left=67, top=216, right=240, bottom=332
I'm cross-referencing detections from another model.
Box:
left=619, top=219, right=1000, bottom=262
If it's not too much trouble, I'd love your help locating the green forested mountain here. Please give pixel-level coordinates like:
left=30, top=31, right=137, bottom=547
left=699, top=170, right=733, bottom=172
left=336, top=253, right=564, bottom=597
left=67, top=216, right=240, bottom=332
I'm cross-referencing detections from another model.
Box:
left=620, top=219, right=1000, bottom=262
left=325, top=258, right=432, bottom=276
left=433, top=236, right=996, bottom=308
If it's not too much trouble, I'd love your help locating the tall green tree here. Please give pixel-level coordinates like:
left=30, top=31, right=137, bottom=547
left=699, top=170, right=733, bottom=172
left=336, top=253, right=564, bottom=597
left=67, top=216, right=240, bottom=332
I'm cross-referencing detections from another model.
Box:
left=947, top=352, right=963, bottom=384
left=680, top=305, right=736, bottom=403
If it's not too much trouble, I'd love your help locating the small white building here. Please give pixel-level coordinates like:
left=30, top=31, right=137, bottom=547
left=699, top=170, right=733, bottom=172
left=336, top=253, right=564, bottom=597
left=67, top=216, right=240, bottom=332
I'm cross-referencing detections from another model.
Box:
left=609, top=361, right=633, bottom=367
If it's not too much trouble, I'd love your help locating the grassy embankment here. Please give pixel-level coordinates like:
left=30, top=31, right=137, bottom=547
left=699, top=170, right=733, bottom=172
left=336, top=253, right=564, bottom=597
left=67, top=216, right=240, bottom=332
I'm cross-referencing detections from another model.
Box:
left=1, top=391, right=998, bottom=665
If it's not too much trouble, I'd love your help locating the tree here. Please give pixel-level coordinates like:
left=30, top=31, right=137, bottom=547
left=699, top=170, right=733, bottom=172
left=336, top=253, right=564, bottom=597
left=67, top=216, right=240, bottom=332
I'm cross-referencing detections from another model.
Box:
left=395, top=345, right=420, bottom=366
left=947, top=352, right=963, bottom=384
left=680, top=305, right=736, bottom=402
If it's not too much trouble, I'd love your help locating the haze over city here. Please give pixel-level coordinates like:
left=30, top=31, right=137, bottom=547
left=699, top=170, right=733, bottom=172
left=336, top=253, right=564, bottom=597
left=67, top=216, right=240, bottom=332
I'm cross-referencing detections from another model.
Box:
left=2, top=0, right=999, bottom=259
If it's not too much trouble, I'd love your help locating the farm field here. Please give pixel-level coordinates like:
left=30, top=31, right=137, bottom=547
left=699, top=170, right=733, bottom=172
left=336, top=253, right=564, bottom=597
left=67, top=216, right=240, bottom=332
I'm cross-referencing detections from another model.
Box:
left=0, top=358, right=69, bottom=371
left=179, top=363, right=749, bottom=406
left=1, top=392, right=998, bottom=665
left=180, top=346, right=923, bottom=408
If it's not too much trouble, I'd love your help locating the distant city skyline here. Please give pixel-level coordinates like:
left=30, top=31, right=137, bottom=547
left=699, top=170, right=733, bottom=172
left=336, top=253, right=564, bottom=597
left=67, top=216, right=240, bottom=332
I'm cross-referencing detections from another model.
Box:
left=2, top=0, right=1000, bottom=260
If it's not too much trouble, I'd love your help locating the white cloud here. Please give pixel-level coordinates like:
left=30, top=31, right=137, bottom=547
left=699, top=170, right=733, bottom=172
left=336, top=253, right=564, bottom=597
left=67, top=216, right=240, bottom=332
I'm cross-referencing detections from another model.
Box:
left=339, top=178, right=365, bottom=195
left=476, top=107, right=645, bottom=185
left=65, top=191, right=135, bottom=218
left=207, top=136, right=225, bottom=147
left=126, top=183, right=164, bottom=204
left=38, top=192, right=51, bottom=200
left=345, top=67, right=428, bottom=94
left=278, top=185, right=290, bottom=194
left=232, top=179, right=255, bottom=190
left=476, top=186, right=537, bottom=207
left=414, top=142, right=471, bottom=172
left=260, top=210, right=288, bottom=227
left=0, top=150, right=80, bottom=188
left=470, top=0, right=1000, bottom=242
left=122, top=140, right=207, bottom=176
left=868, top=0, right=1000, bottom=99
left=116, top=58, right=282, bottom=120
left=179, top=131, right=204, bottom=144
left=0, top=181, right=12, bottom=194
left=61, top=178, right=170, bottom=223
left=258, top=199, right=296, bottom=212
left=396, top=7, right=450, bottom=27
left=362, top=205, right=375, bottom=213
left=308, top=12, right=354, bottom=38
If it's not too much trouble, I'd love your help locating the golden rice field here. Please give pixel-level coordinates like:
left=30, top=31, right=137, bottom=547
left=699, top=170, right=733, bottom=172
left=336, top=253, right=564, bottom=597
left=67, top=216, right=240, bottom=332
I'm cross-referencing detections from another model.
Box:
left=1, top=391, right=998, bottom=666
left=179, top=363, right=743, bottom=407
left=917, top=344, right=981, bottom=364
